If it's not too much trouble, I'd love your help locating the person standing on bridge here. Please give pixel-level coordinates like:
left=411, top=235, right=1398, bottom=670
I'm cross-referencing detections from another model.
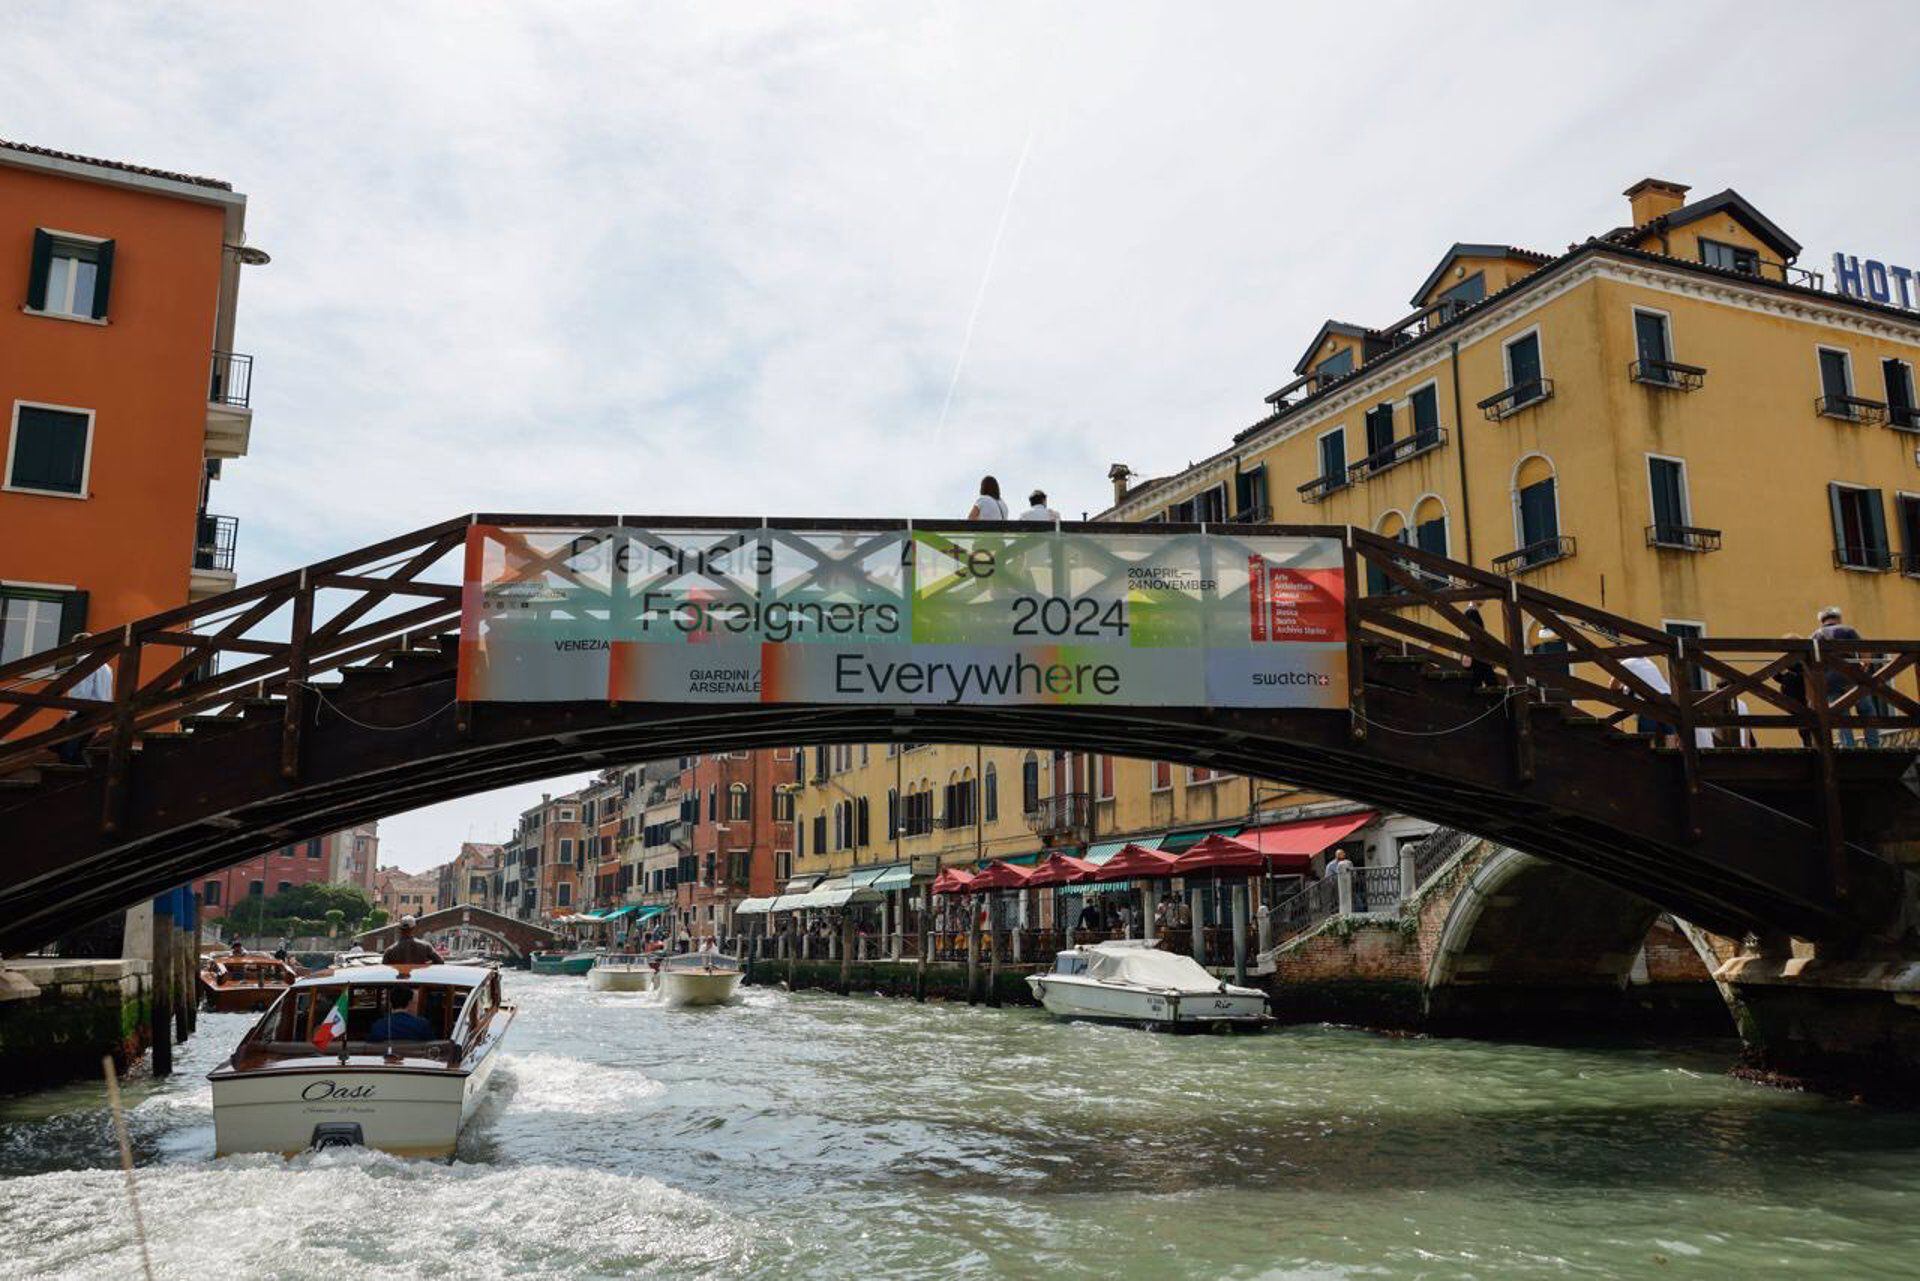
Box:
left=967, top=477, right=1009, bottom=521
left=53, top=634, right=111, bottom=766
left=1018, top=490, right=1059, bottom=522
left=381, top=915, right=439, bottom=966
left=1814, top=607, right=1881, bottom=749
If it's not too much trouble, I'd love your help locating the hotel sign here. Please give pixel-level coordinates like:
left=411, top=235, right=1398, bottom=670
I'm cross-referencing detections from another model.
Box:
left=455, top=524, right=1348, bottom=710
left=1831, top=252, right=1920, bottom=311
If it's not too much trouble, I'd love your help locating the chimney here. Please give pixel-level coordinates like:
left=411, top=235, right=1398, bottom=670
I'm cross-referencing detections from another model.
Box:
left=1624, top=177, right=1689, bottom=226
left=1107, top=463, right=1133, bottom=505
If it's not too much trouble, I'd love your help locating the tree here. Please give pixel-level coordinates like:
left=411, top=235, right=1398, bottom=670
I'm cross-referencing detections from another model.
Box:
left=365, top=907, right=390, bottom=930
left=324, top=908, right=346, bottom=938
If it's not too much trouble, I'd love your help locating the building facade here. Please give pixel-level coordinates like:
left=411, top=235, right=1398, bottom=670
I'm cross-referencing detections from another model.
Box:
left=675, top=750, right=797, bottom=942
left=197, top=824, right=379, bottom=922
left=374, top=866, right=440, bottom=919
left=0, top=139, right=263, bottom=689
left=1101, top=176, right=1920, bottom=650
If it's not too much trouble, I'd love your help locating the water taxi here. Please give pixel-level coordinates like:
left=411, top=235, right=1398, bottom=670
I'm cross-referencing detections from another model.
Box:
left=208, top=963, right=514, bottom=1158
left=587, top=953, right=655, bottom=992
left=1026, top=941, right=1269, bottom=1031
left=657, top=951, right=743, bottom=1006
left=197, top=952, right=299, bottom=1013
left=529, top=949, right=597, bottom=976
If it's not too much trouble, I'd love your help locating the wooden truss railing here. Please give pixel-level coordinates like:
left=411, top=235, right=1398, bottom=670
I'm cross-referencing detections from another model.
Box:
left=1, top=516, right=1913, bottom=886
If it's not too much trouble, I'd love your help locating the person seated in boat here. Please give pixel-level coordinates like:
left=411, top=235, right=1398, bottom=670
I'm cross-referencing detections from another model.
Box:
left=230, top=940, right=246, bottom=957
left=368, top=985, right=436, bottom=1042
left=381, top=915, right=440, bottom=966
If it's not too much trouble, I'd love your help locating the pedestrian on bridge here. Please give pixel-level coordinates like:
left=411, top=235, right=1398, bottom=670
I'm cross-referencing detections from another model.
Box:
left=53, top=635, right=111, bottom=766
left=1018, top=490, right=1059, bottom=522
left=967, top=477, right=1009, bottom=521
left=1814, top=607, right=1882, bottom=749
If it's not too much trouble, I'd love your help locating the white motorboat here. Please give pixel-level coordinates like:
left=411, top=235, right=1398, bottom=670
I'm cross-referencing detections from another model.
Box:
left=209, top=963, right=515, bottom=1158
left=588, top=953, right=655, bottom=992
left=1026, top=941, right=1269, bottom=1031
left=657, top=952, right=743, bottom=1006
left=332, top=949, right=383, bottom=968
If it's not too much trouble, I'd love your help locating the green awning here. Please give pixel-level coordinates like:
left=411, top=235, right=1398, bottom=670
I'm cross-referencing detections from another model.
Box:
left=1087, top=836, right=1162, bottom=865
left=599, top=905, right=638, bottom=920
left=849, top=863, right=913, bottom=889
left=630, top=905, right=667, bottom=922
left=1004, top=852, right=1042, bottom=866
left=1161, top=826, right=1241, bottom=853
left=1060, top=880, right=1133, bottom=895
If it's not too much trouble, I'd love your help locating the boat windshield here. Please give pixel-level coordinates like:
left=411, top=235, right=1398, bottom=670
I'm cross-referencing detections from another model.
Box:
left=660, top=952, right=739, bottom=972
left=599, top=954, right=647, bottom=966
left=1051, top=952, right=1089, bottom=976
left=238, top=979, right=494, bottom=1063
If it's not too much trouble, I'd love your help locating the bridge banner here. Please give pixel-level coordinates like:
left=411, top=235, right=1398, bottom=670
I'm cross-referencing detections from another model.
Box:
left=455, top=524, right=1347, bottom=709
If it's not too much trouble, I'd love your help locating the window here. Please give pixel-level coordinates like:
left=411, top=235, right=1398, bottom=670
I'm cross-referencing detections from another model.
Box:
left=7, top=404, right=93, bottom=497
left=202, top=880, right=221, bottom=906
left=557, top=882, right=572, bottom=908
left=1167, top=483, right=1226, bottom=523
left=706, top=785, right=716, bottom=821
left=1021, top=752, right=1041, bottom=812
left=1899, top=495, right=1920, bottom=576
left=1818, top=347, right=1854, bottom=414
left=983, top=764, right=998, bottom=822
left=887, top=788, right=899, bottom=839
left=0, top=586, right=85, bottom=665
left=276, top=880, right=292, bottom=895
left=1188, top=766, right=1214, bottom=784
left=1312, top=348, right=1353, bottom=382
left=1829, top=484, right=1890, bottom=569
left=1699, top=238, right=1759, bottom=275
left=1366, top=513, right=1410, bottom=596
left=306, top=838, right=323, bottom=859
left=1503, top=331, right=1545, bottom=407
left=1413, top=498, right=1448, bottom=559
left=1363, top=402, right=1395, bottom=460
left=1514, top=456, right=1561, bottom=562
left=27, top=231, right=114, bottom=319
left=772, top=788, right=794, bottom=822
left=857, top=797, right=870, bottom=846
left=1098, top=755, right=1114, bottom=800
left=1234, top=465, right=1268, bottom=520
left=1434, top=272, right=1486, bottom=319
left=1410, top=385, right=1440, bottom=445
left=559, top=838, right=573, bottom=864
left=1152, top=760, right=1172, bottom=791
left=247, top=880, right=263, bottom=897
left=812, top=814, right=827, bottom=853
left=1633, top=309, right=1673, bottom=383
left=1663, top=621, right=1709, bottom=692
left=1647, top=456, right=1690, bottom=541
left=1317, top=428, right=1346, bottom=483
left=774, top=850, right=793, bottom=883
left=728, top=783, right=749, bottom=821
left=1885, top=360, right=1917, bottom=430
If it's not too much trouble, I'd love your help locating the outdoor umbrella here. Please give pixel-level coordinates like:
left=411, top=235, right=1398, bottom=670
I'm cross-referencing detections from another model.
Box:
left=1173, top=833, right=1269, bottom=876
left=1090, top=843, right=1179, bottom=881
left=966, top=860, right=1037, bottom=892
left=931, top=866, right=977, bottom=895
left=1024, top=852, right=1099, bottom=887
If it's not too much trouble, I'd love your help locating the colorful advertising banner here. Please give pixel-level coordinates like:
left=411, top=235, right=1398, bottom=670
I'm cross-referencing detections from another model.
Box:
left=455, top=524, right=1347, bottom=709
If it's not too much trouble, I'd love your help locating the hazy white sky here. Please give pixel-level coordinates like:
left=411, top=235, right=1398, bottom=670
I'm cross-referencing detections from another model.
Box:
left=9, top=2, right=1918, bottom=870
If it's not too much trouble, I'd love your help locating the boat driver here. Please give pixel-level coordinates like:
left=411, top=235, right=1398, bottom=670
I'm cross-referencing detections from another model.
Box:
left=368, top=985, right=436, bottom=1041
left=381, top=915, right=440, bottom=966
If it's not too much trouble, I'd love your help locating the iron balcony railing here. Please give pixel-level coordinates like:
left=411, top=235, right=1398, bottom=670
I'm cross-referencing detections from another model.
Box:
left=209, top=351, right=253, bottom=409
left=1835, top=545, right=1895, bottom=571
left=1226, top=503, right=1273, bottom=523
left=1901, top=553, right=1920, bottom=578
left=1889, top=405, right=1920, bottom=433
left=1296, top=472, right=1350, bottom=503
left=1478, top=377, right=1554, bottom=420
left=1646, top=523, right=1722, bottom=553
left=1346, top=427, right=1447, bottom=483
left=1629, top=358, right=1707, bottom=391
left=1411, top=828, right=1475, bottom=887
left=1493, top=534, right=1576, bottom=575
left=1354, top=864, right=1402, bottom=911
left=1025, top=792, right=1093, bottom=836
left=193, top=513, right=238, bottom=572
left=1816, top=393, right=1888, bottom=424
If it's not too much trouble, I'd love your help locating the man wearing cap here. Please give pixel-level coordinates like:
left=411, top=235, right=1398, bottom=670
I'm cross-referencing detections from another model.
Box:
left=381, top=914, right=440, bottom=965
left=1813, top=606, right=1881, bottom=749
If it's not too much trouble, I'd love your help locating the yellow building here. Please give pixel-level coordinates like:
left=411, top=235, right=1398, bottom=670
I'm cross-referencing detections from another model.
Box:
left=1101, top=176, right=1920, bottom=648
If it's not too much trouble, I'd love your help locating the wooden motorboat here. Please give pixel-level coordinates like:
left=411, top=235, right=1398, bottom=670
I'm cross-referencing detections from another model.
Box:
left=530, top=949, right=597, bottom=976
left=657, top=952, right=742, bottom=1006
left=198, top=953, right=300, bottom=1013
left=587, top=953, right=655, bottom=992
left=208, top=963, right=514, bottom=1158
left=1026, top=941, right=1268, bottom=1031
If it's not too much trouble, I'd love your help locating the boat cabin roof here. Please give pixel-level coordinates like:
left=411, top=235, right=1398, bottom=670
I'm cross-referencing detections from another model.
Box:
left=292, top=963, right=491, bottom=989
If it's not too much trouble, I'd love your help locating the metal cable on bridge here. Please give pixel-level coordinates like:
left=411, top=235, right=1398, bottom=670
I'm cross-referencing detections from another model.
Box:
left=295, top=680, right=455, bottom=732
left=1349, top=685, right=1530, bottom=737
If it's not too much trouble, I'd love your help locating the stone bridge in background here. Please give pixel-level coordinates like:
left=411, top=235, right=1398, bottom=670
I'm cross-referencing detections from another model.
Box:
left=356, top=904, right=559, bottom=962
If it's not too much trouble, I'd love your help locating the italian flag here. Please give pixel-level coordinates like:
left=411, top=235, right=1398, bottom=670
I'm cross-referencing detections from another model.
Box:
left=313, top=993, right=348, bottom=1050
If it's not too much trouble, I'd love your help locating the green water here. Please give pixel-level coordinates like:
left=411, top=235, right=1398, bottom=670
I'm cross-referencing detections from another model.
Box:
left=2, top=973, right=1918, bottom=1278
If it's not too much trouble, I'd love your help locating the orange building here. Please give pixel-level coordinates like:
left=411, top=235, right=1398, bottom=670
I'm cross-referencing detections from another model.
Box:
left=0, top=139, right=262, bottom=671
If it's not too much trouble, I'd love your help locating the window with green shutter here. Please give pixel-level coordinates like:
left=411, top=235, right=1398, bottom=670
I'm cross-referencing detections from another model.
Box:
left=7, top=405, right=92, bottom=496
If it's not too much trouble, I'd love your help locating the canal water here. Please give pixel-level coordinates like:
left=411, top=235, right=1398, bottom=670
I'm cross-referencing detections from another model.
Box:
left=4, top=973, right=1919, bottom=1279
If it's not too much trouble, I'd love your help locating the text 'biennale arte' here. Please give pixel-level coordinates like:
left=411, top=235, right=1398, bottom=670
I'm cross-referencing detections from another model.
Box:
left=455, top=525, right=1348, bottom=709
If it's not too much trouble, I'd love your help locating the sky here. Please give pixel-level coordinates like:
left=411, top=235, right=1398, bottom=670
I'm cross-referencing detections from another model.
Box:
left=8, top=2, right=1920, bottom=870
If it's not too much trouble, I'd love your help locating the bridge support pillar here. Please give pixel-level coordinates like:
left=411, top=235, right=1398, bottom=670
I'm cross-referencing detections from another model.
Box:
left=1718, top=951, right=1920, bottom=1102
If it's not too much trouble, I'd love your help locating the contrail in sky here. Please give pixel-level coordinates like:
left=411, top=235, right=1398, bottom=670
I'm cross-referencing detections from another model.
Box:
left=936, top=124, right=1037, bottom=433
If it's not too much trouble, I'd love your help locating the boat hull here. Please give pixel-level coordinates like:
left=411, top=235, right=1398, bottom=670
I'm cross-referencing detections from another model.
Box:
left=588, top=965, right=654, bottom=992
left=210, top=1051, right=500, bottom=1158
left=1026, top=975, right=1268, bottom=1029
left=658, top=970, right=741, bottom=1007
left=199, top=979, right=288, bottom=1014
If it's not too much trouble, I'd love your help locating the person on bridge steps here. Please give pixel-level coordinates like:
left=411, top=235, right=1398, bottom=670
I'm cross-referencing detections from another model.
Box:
left=1813, top=607, right=1881, bottom=749
left=1019, top=490, right=1060, bottom=522
left=1771, top=638, right=1819, bottom=748
left=1613, top=653, right=1678, bottom=748
left=967, top=476, right=1009, bottom=521
left=381, top=915, right=439, bottom=966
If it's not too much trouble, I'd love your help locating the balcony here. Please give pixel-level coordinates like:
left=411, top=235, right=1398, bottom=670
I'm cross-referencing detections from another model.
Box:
left=189, top=513, right=238, bottom=601
left=1025, top=792, right=1093, bottom=840
left=1347, top=428, right=1447, bottom=484
left=1493, top=535, right=1576, bottom=575
left=1902, top=553, right=1920, bottom=578
left=205, top=350, right=255, bottom=459
left=1297, top=472, right=1350, bottom=504
left=1835, top=545, right=1894, bottom=572
left=1645, top=523, right=1721, bottom=553
left=1226, top=504, right=1273, bottom=523
left=1816, top=393, right=1887, bottom=425
left=1629, top=358, right=1706, bottom=391
left=1478, top=378, right=1555, bottom=421
left=1889, top=405, right=1920, bottom=434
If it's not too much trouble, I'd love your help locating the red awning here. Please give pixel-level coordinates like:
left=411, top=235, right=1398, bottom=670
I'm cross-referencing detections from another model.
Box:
left=1240, top=812, right=1375, bottom=868
left=931, top=867, right=976, bottom=896
left=1171, top=833, right=1270, bottom=876
left=967, top=860, right=1038, bottom=892
left=1091, top=844, right=1180, bottom=881
left=1025, top=852, right=1100, bottom=888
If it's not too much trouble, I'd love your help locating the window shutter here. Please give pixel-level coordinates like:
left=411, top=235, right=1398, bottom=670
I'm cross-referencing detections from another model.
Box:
left=90, top=239, right=115, bottom=319
left=857, top=798, right=869, bottom=846
left=1865, top=489, right=1890, bottom=559
left=27, top=230, right=52, bottom=310
left=58, top=590, right=90, bottom=643
left=1827, top=483, right=1849, bottom=555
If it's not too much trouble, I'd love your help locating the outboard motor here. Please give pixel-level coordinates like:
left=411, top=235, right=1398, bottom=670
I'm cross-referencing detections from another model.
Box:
left=309, top=1122, right=364, bottom=1151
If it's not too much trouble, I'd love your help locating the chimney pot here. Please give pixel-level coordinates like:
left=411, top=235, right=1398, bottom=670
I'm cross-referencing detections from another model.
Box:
left=1107, top=463, right=1133, bottom=504
left=1624, top=177, right=1690, bottom=227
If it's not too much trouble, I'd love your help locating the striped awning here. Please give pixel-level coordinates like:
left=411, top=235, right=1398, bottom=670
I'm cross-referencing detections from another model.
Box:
left=733, top=897, right=775, bottom=915
left=1161, top=826, right=1242, bottom=853
left=1087, top=836, right=1163, bottom=865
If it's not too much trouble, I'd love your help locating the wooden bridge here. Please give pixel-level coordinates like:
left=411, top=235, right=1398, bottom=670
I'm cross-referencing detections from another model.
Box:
left=1, top=514, right=1915, bottom=956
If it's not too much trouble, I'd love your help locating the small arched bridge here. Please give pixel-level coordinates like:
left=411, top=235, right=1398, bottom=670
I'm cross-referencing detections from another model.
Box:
left=1, top=514, right=1915, bottom=955
left=356, top=904, right=558, bottom=962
